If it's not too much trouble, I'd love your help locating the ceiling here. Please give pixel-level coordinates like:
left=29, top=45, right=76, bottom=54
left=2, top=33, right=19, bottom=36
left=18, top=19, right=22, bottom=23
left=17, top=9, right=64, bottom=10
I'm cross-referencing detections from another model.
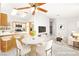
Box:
left=1, top=3, right=79, bottom=19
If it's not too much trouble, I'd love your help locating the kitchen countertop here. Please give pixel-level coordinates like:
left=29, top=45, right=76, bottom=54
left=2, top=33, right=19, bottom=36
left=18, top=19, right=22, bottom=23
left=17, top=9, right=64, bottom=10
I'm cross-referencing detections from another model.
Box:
left=0, top=32, right=15, bottom=37
left=0, top=31, right=27, bottom=37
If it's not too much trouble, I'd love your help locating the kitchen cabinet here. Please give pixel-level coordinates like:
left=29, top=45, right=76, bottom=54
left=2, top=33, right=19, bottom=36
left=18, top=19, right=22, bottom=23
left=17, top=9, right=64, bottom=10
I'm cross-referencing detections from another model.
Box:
left=0, top=36, right=16, bottom=52
left=0, top=38, right=1, bottom=50
left=0, top=13, right=8, bottom=26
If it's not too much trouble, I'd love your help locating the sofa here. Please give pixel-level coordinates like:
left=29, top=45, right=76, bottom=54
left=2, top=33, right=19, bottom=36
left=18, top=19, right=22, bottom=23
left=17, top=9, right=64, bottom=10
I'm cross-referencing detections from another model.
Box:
left=68, top=32, right=79, bottom=46
left=68, top=36, right=75, bottom=46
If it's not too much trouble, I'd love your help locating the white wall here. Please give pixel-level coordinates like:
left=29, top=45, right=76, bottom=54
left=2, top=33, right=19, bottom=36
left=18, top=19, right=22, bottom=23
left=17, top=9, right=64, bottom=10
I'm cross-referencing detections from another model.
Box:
left=34, top=12, right=50, bottom=36
left=53, top=16, right=79, bottom=42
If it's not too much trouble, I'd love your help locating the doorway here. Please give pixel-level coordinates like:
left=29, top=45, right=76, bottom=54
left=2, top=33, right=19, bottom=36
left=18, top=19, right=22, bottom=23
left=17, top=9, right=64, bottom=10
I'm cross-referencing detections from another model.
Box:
left=49, top=19, right=53, bottom=36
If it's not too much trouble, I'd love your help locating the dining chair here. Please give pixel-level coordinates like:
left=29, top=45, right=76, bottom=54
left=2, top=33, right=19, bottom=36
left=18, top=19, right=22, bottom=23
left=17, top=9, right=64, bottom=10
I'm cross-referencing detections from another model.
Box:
left=36, top=39, right=53, bottom=56
left=45, top=39, right=53, bottom=56
left=40, top=35, right=53, bottom=56
left=16, top=39, right=31, bottom=56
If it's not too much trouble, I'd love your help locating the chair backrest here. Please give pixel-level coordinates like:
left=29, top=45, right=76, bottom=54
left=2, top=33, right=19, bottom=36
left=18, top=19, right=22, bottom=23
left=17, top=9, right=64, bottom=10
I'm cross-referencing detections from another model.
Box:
left=16, top=39, right=23, bottom=50
left=45, top=40, right=53, bottom=50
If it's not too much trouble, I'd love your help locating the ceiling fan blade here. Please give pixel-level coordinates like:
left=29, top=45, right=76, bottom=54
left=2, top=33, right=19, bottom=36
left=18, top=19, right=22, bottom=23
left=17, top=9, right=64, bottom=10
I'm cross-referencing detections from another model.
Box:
left=37, top=8, right=48, bottom=13
left=14, top=7, right=31, bottom=10
left=35, top=3, right=46, bottom=6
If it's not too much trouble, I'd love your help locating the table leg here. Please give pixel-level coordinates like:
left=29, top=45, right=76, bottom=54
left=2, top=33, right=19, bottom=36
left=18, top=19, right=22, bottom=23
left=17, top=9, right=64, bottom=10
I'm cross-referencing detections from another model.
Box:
left=29, top=45, right=37, bottom=56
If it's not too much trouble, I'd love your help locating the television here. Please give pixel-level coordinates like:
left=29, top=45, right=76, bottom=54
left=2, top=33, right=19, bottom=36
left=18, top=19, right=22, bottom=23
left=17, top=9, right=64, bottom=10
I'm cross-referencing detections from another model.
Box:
left=38, top=26, right=46, bottom=33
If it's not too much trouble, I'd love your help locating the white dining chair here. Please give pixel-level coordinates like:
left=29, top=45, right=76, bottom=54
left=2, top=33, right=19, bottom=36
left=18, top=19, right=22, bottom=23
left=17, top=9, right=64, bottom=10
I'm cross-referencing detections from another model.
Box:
left=41, top=35, right=53, bottom=56
left=36, top=39, right=53, bottom=56
left=16, top=39, right=31, bottom=56
left=45, top=40, right=53, bottom=56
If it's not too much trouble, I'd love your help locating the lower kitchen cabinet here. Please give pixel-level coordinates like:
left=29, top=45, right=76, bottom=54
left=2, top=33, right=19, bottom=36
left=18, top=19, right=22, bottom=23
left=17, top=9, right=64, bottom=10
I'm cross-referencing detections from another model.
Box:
left=0, top=36, right=16, bottom=52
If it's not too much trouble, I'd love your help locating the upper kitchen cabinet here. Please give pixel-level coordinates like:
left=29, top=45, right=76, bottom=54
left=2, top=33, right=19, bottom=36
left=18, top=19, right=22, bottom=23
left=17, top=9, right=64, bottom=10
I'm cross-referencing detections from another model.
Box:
left=0, top=13, right=8, bottom=26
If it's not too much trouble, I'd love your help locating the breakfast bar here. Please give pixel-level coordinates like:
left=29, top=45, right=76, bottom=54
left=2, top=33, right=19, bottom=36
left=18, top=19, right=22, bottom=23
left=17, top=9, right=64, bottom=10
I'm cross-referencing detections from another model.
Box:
left=0, top=32, right=16, bottom=52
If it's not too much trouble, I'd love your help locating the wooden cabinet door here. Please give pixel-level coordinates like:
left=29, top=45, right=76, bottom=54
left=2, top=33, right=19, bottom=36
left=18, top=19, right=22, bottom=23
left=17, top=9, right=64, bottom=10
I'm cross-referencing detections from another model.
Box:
left=1, top=36, right=16, bottom=52
left=0, top=38, right=1, bottom=50
left=6, top=39, right=13, bottom=51
left=1, top=40, right=7, bottom=52
left=0, top=13, right=8, bottom=26
left=11, top=36, right=16, bottom=48
left=0, top=13, right=1, bottom=26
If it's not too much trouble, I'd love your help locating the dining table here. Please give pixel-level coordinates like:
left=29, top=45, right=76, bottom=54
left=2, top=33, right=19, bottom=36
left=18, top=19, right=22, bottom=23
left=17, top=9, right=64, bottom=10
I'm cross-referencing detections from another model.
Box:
left=21, top=35, right=49, bottom=56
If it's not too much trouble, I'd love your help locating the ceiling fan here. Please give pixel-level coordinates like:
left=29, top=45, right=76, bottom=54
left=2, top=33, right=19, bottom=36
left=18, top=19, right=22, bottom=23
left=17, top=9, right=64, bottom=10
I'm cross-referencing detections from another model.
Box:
left=14, top=3, right=48, bottom=15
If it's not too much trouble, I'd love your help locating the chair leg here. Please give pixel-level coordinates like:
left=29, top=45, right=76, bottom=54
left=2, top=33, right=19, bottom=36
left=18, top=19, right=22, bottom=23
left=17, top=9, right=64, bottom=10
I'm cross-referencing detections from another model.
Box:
left=19, top=49, right=21, bottom=56
left=16, top=49, right=19, bottom=56
left=51, top=47, right=52, bottom=56
left=45, top=50, right=47, bottom=56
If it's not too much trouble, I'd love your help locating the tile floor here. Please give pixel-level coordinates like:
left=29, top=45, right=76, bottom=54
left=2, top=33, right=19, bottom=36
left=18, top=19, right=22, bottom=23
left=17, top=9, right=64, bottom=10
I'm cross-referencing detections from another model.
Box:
left=52, top=41, right=79, bottom=56
left=0, top=39, right=79, bottom=56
